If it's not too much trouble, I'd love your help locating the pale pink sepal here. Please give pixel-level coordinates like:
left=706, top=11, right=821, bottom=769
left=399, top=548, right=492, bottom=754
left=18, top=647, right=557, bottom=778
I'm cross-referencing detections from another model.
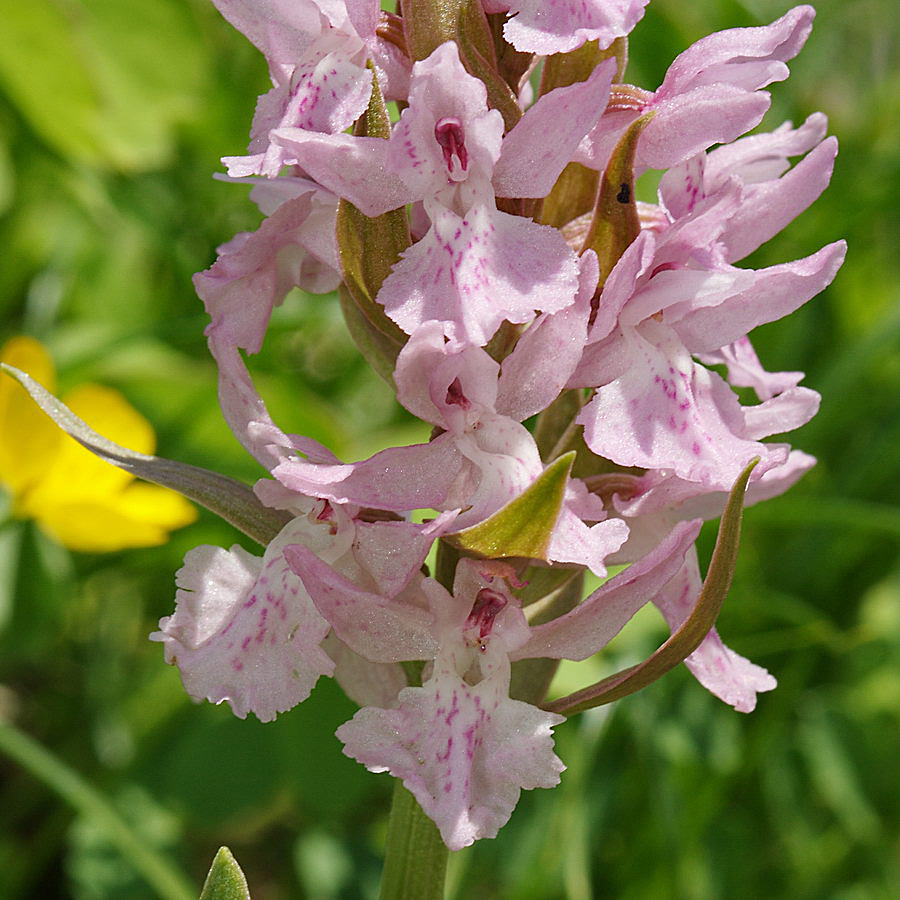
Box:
left=672, top=241, right=847, bottom=353
left=273, top=434, right=465, bottom=512
left=495, top=251, right=596, bottom=422
left=492, top=60, right=615, bottom=199
left=696, top=335, right=803, bottom=401
left=613, top=449, right=816, bottom=528
left=653, top=547, right=776, bottom=712
left=546, top=510, right=629, bottom=579
left=741, top=386, right=819, bottom=440
left=716, top=136, right=838, bottom=262
left=503, top=0, right=649, bottom=54
left=195, top=189, right=339, bottom=356
left=659, top=6, right=814, bottom=98
left=266, top=131, right=413, bottom=216
left=208, top=338, right=295, bottom=470
left=659, top=117, right=838, bottom=263
left=513, top=519, right=701, bottom=661
left=576, top=6, right=815, bottom=173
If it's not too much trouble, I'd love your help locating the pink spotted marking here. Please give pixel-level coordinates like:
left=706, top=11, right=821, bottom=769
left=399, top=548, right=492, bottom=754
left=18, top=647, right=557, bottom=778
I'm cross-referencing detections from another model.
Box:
left=434, top=117, right=468, bottom=175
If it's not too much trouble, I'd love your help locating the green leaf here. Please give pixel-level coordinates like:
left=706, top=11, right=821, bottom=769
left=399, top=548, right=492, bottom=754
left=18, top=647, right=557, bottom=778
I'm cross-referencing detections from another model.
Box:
left=0, top=0, right=101, bottom=164
left=0, top=363, right=290, bottom=546
left=546, top=458, right=758, bottom=716
left=449, top=452, right=575, bottom=559
left=0, top=0, right=205, bottom=170
left=0, top=720, right=194, bottom=900
left=200, top=847, right=251, bottom=900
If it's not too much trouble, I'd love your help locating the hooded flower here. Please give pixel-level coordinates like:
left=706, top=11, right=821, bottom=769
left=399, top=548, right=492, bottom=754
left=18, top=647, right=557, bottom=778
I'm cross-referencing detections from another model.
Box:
left=195, top=175, right=340, bottom=360
left=214, top=0, right=384, bottom=177
left=572, top=161, right=845, bottom=489
left=286, top=520, right=699, bottom=847
left=151, top=497, right=449, bottom=721
left=271, top=258, right=629, bottom=576
left=269, top=42, right=616, bottom=345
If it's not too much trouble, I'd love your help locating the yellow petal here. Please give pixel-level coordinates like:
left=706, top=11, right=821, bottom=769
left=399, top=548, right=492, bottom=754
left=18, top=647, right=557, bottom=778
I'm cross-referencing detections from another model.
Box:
left=10, top=378, right=197, bottom=551
left=35, top=483, right=197, bottom=552
left=0, top=337, right=62, bottom=496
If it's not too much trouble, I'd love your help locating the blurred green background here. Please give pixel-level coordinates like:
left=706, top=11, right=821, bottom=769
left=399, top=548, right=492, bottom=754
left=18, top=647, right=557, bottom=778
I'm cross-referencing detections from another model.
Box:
left=0, top=0, right=897, bottom=897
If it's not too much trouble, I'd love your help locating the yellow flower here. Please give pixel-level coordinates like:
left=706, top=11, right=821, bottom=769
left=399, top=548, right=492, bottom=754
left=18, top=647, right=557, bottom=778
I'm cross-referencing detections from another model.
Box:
left=0, top=336, right=196, bottom=552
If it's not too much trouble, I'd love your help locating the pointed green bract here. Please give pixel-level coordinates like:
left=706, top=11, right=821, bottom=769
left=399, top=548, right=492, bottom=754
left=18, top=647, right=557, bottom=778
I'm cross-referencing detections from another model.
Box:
left=449, top=452, right=575, bottom=559
left=199, top=847, right=251, bottom=900
left=1, top=363, right=291, bottom=547
left=581, top=111, right=653, bottom=292
left=546, top=458, right=759, bottom=716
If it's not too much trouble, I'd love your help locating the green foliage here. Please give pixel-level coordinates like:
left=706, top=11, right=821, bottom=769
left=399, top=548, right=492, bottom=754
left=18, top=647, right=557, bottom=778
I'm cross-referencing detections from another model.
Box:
left=0, top=0, right=897, bottom=898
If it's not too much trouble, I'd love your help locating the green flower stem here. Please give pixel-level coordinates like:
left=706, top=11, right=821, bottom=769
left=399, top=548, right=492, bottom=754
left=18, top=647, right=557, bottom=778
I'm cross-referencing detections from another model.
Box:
left=0, top=719, right=195, bottom=900
left=379, top=779, right=449, bottom=900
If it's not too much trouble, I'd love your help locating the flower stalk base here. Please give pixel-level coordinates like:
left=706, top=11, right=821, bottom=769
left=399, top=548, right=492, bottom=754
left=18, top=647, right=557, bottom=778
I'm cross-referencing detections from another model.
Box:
left=380, top=780, right=450, bottom=900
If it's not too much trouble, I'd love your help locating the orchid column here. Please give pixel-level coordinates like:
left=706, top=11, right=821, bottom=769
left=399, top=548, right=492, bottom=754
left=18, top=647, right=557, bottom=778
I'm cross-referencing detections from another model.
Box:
left=1, top=0, right=845, bottom=895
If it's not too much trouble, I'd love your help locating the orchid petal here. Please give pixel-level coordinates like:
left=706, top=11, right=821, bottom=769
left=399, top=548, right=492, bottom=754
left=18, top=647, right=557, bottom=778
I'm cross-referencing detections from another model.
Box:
left=273, top=433, right=465, bottom=512
left=579, top=320, right=784, bottom=487
left=513, top=519, right=701, bottom=661
left=387, top=42, right=502, bottom=201
left=496, top=252, right=594, bottom=421
left=287, top=543, right=440, bottom=661
left=696, top=335, right=803, bottom=401
left=195, top=191, right=339, bottom=356
left=659, top=6, right=815, bottom=97
left=545, top=510, right=630, bottom=579
left=268, top=130, right=413, bottom=215
left=741, top=386, right=820, bottom=440
left=394, top=322, right=499, bottom=428
left=336, top=653, right=564, bottom=850
left=151, top=515, right=341, bottom=722
left=673, top=241, right=847, bottom=353
left=718, top=137, right=838, bottom=262
left=378, top=203, right=579, bottom=346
